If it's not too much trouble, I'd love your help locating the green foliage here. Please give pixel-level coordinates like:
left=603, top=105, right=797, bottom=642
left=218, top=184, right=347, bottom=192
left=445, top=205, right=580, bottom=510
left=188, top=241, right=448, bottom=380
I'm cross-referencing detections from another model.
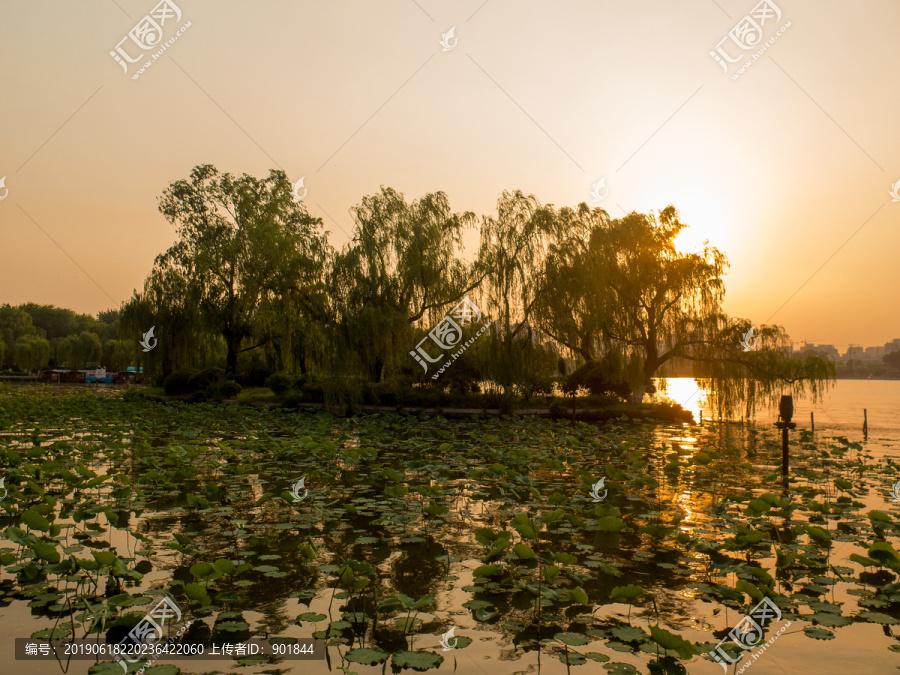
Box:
left=564, top=360, right=631, bottom=399
left=266, top=373, right=293, bottom=396
left=164, top=369, right=197, bottom=396
left=610, top=584, right=644, bottom=601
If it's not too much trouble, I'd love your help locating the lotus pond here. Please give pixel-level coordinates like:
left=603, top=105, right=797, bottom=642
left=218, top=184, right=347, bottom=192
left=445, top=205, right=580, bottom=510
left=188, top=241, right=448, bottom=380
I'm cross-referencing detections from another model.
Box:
left=1, top=385, right=899, bottom=675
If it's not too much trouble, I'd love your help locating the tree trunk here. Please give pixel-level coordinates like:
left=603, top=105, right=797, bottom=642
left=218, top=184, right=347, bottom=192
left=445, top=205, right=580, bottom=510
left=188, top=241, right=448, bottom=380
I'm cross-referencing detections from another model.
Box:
left=226, top=337, right=239, bottom=376
left=630, top=385, right=646, bottom=404
left=631, top=355, right=658, bottom=404
left=373, top=357, right=384, bottom=383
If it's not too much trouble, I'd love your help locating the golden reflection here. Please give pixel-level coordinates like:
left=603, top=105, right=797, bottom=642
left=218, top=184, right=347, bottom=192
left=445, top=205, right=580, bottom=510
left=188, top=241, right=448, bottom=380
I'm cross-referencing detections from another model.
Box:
left=652, top=376, right=708, bottom=425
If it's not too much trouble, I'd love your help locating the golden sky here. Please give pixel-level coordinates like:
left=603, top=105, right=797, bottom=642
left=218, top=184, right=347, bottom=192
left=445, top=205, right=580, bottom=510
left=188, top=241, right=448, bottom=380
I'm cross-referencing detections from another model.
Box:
left=1, top=0, right=898, bottom=349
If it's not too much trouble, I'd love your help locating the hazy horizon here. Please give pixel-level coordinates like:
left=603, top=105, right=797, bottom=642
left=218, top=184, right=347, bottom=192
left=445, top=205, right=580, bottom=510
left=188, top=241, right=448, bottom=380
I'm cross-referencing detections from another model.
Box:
left=2, top=0, right=898, bottom=346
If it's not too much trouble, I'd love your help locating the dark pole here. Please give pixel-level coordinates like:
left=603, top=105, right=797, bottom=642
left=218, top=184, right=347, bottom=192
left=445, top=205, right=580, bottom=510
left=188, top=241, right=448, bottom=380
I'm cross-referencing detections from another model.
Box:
left=782, top=426, right=789, bottom=476
left=776, top=395, right=796, bottom=483
left=863, top=409, right=868, bottom=439
left=810, top=411, right=814, bottom=433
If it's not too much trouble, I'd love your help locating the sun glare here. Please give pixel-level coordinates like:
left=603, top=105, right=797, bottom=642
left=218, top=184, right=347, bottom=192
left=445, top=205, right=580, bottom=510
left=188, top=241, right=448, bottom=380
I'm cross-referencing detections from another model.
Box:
left=671, top=195, right=732, bottom=256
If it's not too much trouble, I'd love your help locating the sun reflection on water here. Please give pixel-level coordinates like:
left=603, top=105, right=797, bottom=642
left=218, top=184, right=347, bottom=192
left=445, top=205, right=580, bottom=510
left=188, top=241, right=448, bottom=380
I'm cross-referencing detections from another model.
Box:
left=652, top=376, right=707, bottom=425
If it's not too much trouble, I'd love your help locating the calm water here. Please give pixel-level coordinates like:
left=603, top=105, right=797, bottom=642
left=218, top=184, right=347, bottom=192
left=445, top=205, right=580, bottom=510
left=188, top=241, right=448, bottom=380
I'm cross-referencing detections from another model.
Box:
left=657, top=377, right=898, bottom=439
left=1, top=381, right=898, bottom=675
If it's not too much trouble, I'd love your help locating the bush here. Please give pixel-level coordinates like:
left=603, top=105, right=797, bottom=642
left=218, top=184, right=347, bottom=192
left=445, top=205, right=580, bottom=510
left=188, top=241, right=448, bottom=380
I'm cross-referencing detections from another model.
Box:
left=516, top=374, right=555, bottom=401
left=442, top=359, right=483, bottom=395
left=265, top=373, right=293, bottom=397
left=584, top=393, right=622, bottom=408
left=565, top=361, right=630, bottom=399
left=189, top=367, right=225, bottom=392
left=219, top=381, right=242, bottom=399
left=300, top=381, right=325, bottom=403
left=549, top=398, right=568, bottom=419
left=239, top=356, right=271, bottom=388
left=164, top=369, right=198, bottom=396
left=282, top=390, right=305, bottom=408
left=498, top=392, right=517, bottom=415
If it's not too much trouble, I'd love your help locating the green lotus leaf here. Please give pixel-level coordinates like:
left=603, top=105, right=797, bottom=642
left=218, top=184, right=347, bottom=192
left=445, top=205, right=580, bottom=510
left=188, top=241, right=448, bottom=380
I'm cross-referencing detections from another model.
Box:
left=32, top=541, right=60, bottom=563
left=346, top=648, right=389, bottom=665
left=514, top=543, right=536, bottom=559
left=803, top=626, right=835, bottom=640
left=22, top=508, right=51, bottom=532
left=858, top=611, right=899, bottom=625
left=610, top=584, right=644, bottom=601
left=298, top=612, right=327, bottom=622
left=570, top=586, right=589, bottom=604
left=391, top=650, right=444, bottom=671
left=809, top=612, right=852, bottom=627
left=555, top=632, right=591, bottom=646
left=610, top=626, right=646, bottom=642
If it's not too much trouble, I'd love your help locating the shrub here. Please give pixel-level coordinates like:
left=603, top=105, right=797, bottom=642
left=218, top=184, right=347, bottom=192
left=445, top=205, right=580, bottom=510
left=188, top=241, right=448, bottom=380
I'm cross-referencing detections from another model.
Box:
left=265, top=373, right=293, bottom=397
left=219, top=381, right=242, bottom=399
left=549, top=398, right=568, bottom=419
left=442, top=359, right=483, bottom=395
left=585, top=393, right=622, bottom=408
left=282, top=390, right=305, bottom=408
left=240, top=356, right=271, bottom=388
left=189, top=367, right=225, bottom=393
left=565, top=361, right=630, bottom=399
left=164, top=369, right=198, bottom=396
left=300, top=381, right=325, bottom=403
left=498, top=392, right=517, bottom=416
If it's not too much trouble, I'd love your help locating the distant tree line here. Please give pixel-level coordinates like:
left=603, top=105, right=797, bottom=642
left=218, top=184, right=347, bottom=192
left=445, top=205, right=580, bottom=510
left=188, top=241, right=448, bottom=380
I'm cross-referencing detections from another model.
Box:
left=834, top=351, right=900, bottom=379
left=109, top=164, right=833, bottom=415
left=0, top=304, right=129, bottom=372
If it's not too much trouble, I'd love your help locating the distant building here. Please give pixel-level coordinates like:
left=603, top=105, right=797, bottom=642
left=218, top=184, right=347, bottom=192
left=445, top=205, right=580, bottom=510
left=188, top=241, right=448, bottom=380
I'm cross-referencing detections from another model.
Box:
left=865, top=346, right=885, bottom=360
left=844, top=345, right=865, bottom=361
left=885, top=339, right=900, bottom=355
left=799, top=343, right=839, bottom=360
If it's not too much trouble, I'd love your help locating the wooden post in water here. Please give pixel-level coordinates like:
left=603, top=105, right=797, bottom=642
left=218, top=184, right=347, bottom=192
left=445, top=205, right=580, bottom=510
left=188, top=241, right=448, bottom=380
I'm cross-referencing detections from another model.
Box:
left=776, top=396, right=796, bottom=487
left=863, top=409, right=868, bottom=439
left=810, top=412, right=814, bottom=433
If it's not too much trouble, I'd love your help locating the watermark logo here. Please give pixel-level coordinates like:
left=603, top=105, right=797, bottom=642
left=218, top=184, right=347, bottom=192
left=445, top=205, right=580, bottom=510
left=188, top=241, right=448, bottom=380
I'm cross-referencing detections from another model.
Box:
left=139, top=326, right=158, bottom=352
left=889, top=480, right=900, bottom=503
left=110, top=0, right=191, bottom=80
left=410, top=297, right=489, bottom=379
left=889, top=180, right=900, bottom=202
left=590, top=177, right=608, bottom=202
left=0, top=176, right=8, bottom=201
left=710, top=1, right=790, bottom=80
left=291, top=176, right=307, bottom=202
left=290, top=477, right=308, bottom=503
left=740, top=326, right=759, bottom=352
left=0, top=477, right=7, bottom=500
left=707, top=596, right=789, bottom=672
left=589, top=478, right=608, bottom=502
left=439, top=626, right=458, bottom=651
left=115, top=596, right=182, bottom=672
left=440, top=27, right=458, bottom=52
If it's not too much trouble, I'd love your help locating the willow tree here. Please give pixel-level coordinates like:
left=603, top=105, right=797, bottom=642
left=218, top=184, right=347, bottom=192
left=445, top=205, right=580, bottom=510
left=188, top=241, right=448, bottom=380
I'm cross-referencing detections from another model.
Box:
left=120, top=264, right=208, bottom=381
left=155, top=164, right=329, bottom=375
left=539, top=205, right=833, bottom=412
left=13, top=335, right=51, bottom=373
left=330, top=187, right=481, bottom=382
left=478, top=191, right=565, bottom=391
left=691, top=319, right=834, bottom=419
left=533, top=203, right=612, bottom=362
